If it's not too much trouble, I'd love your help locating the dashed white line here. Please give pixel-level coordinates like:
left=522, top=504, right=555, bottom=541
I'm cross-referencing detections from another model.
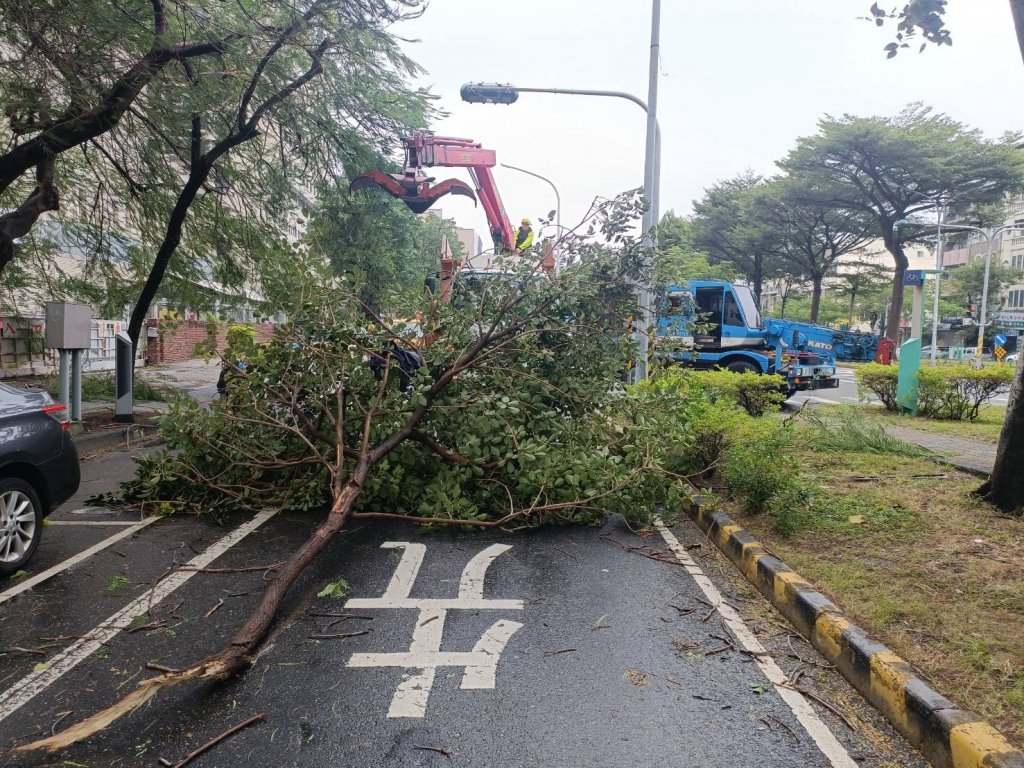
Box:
left=0, top=517, right=159, bottom=605
left=654, top=519, right=858, bottom=768
left=0, top=508, right=278, bottom=724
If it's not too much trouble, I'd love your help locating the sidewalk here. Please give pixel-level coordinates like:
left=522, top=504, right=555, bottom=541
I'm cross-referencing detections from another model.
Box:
left=882, top=424, right=996, bottom=475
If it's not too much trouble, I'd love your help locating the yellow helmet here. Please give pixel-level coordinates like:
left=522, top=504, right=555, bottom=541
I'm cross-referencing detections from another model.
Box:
left=521, top=217, right=531, bottom=226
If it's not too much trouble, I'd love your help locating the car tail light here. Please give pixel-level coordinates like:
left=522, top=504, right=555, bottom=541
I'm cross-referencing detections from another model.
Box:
left=42, top=403, right=70, bottom=430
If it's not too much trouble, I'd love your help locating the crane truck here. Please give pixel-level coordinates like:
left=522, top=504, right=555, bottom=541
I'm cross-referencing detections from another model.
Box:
left=350, top=132, right=877, bottom=397
left=657, top=281, right=843, bottom=396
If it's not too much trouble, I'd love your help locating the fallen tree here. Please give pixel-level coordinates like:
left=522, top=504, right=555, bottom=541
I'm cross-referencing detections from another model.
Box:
left=19, top=192, right=705, bottom=753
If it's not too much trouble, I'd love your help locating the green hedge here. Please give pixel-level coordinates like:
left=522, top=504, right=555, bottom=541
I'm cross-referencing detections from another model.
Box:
left=855, top=362, right=1012, bottom=421
left=691, top=368, right=787, bottom=417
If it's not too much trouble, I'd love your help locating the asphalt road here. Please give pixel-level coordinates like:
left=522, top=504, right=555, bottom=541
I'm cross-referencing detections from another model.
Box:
left=0, top=445, right=928, bottom=767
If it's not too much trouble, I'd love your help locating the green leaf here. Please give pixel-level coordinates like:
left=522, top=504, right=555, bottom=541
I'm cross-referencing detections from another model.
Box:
left=317, top=580, right=350, bottom=599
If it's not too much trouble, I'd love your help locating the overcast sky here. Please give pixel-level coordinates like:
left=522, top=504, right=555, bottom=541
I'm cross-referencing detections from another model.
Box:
left=393, top=1, right=1023, bottom=242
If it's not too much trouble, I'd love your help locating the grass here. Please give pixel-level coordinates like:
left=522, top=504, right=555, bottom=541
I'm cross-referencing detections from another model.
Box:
left=725, top=439, right=1024, bottom=746
left=861, top=403, right=1006, bottom=443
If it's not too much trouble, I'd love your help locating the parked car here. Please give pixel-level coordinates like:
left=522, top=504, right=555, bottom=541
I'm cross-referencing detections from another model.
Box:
left=1007, top=353, right=1019, bottom=365
left=0, top=384, right=80, bottom=575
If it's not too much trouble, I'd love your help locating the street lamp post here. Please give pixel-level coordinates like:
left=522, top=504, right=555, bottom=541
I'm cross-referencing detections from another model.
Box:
left=500, top=163, right=560, bottom=238
left=460, top=2, right=661, bottom=383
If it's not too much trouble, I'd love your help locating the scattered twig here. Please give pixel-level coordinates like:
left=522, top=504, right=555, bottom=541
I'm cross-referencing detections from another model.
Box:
left=307, top=612, right=372, bottom=619
left=783, top=684, right=855, bottom=731
left=641, top=670, right=683, bottom=686
left=146, top=662, right=179, bottom=674
left=418, top=615, right=440, bottom=628
left=668, top=604, right=695, bottom=616
left=413, top=744, right=451, bottom=758
left=127, top=619, right=167, bottom=634
left=703, top=642, right=734, bottom=657
left=600, top=535, right=682, bottom=566
left=592, top=613, right=610, bottom=631
left=308, top=630, right=371, bottom=641
left=177, top=562, right=283, bottom=574
left=701, top=605, right=717, bottom=623
left=553, top=546, right=579, bottom=560
left=5, top=646, right=46, bottom=656
left=543, top=648, right=577, bottom=657
left=766, top=714, right=799, bottom=742
left=168, top=713, right=266, bottom=768
left=692, top=694, right=718, bottom=701
left=50, top=711, right=71, bottom=736
left=204, top=599, right=225, bottom=620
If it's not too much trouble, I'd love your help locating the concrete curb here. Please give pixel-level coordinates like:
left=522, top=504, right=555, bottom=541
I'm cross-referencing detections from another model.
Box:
left=684, top=496, right=1024, bottom=768
left=73, top=424, right=159, bottom=455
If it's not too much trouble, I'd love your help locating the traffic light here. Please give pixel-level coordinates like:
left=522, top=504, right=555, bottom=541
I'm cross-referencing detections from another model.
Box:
left=460, top=82, right=519, bottom=105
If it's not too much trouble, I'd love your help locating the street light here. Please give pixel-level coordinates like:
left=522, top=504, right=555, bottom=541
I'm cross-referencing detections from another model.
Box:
left=895, top=220, right=1024, bottom=365
left=460, top=3, right=661, bottom=384
left=500, top=163, right=562, bottom=274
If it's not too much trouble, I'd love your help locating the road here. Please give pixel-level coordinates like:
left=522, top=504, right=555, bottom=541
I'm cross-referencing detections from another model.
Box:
left=0, top=445, right=928, bottom=767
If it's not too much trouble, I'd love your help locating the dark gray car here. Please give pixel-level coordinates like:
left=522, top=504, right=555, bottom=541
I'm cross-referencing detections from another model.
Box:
left=0, top=384, right=80, bottom=575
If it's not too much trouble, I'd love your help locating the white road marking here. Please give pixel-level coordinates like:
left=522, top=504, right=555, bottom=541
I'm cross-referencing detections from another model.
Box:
left=66, top=506, right=117, bottom=516
left=45, top=520, right=141, bottom=527
left=345, top=542, right=522, bottom=718
left=0, top=508, right=278, bottom=724
left=0, top=518, right=159, bottom=605
left=654, top=519, right=858, bottom=768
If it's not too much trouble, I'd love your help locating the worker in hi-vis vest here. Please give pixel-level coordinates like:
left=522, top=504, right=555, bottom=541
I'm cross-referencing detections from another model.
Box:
left=515, top=217, right=534, bottom=251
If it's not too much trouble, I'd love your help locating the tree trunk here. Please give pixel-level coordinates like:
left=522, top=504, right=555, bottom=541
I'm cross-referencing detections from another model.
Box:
left=751, top=255, right=764, bottom=306
left=848, top=286, right=857, bottom=327
left=1011, top=0, right=1024, bottom=65
left=977, top=356, right=1024, bottom=515
left=883, top=232, right=909, bottom=343
left=809, top=274, right=823, bottom=325
left=0, top=160, right=58, bottom=273
left=127, top=169, right=208, bottom=356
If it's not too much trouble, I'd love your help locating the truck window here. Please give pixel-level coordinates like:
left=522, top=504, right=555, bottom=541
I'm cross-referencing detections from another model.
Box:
left=723, top=291, right=745, bottom=327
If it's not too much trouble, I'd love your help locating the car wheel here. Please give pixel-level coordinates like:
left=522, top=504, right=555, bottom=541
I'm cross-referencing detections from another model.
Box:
left=0, top=478, right=43, bottom=576
left=725, top=360, right=759, bottom=374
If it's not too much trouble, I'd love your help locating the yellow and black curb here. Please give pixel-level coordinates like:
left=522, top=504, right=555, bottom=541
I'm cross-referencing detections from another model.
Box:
left=685, top=497, right=1024, bottom=768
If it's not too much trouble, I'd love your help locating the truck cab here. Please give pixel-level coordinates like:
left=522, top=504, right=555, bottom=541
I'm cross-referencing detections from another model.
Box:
left=657, top=280, right=840, bottom=395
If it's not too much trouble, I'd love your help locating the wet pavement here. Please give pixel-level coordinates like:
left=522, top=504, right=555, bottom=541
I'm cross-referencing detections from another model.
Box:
left=0, top=443, right=929, bottom=767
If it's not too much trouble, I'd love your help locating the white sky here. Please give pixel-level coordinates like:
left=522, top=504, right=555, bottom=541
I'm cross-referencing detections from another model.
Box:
left=394, top=1, right=1023, bottom=241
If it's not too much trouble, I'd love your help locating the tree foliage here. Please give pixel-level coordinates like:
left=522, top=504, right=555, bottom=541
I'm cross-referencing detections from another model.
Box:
left=690, top=172, right=783, bottom=303
left=780, top=105, right=1024, bottom=340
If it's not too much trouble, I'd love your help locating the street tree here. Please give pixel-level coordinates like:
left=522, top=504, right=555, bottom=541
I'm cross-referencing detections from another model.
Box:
left=750, top=177, right=875, bottom=323
left=0, top=0, right=244, bottom=272
left=306, top=185, right=464, bottom=313
left=780, top=105, right=1024, bottom=341
left=656, top=211, right=740, bottom=285
left=945, top=257, right=1024, bottom=314
left=832, top=259, right=894, bottom=331
left=690, top=173, right=783, bottom=304
left=16, top=192, right=702, bottom=753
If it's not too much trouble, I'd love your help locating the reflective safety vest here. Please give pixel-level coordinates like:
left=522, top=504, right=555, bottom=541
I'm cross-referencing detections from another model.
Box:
left=515, top=227, right=534, bottom=250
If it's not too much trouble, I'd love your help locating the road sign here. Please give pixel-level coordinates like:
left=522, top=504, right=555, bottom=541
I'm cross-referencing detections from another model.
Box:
left=994, top=333, right=1007, bottom=348
left=995, top=346, right=1007, bottom=361
left=903, top=270, right=924, bottom=286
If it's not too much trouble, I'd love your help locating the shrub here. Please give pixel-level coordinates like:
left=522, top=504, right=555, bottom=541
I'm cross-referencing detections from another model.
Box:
left=855, top=363, right=899, bottom=411
left=918, top=364, right=1013, bottom=421
left=855, top=363, right=1011, bottom=421
left=692, top=369, right=786, bottom=417
left=720, top=419, right=811, bottom=534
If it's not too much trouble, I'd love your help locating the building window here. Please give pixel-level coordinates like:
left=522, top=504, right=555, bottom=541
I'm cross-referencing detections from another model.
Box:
left=1008, top=290, right=1024, bottom=309
left=1014, top=253, right=1024, bottom=270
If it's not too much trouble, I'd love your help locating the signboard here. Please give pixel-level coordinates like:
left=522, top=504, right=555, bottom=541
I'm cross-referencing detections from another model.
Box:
left=994, top=333, right=1007, bottom=349
left=903, top=270, right=924, bottom=287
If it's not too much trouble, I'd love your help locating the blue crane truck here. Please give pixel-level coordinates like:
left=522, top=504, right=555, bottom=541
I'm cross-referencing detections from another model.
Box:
left=655, top=280, right=864, bottom=397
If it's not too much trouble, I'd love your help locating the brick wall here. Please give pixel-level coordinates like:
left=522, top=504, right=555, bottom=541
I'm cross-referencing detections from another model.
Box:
left=146, top=319, right=276, bottom=364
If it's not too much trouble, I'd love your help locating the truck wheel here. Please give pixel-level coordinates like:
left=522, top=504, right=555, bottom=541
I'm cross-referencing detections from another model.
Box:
left=725, top=361, right=758, bottom=374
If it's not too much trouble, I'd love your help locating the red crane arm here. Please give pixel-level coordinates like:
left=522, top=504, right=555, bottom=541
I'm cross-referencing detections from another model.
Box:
left=409, top=133, right=515, bottom=252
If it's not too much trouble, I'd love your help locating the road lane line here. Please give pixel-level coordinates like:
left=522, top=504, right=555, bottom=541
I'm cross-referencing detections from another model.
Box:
left=0, top=518, right=159, bottom=605
left=654, top=519, right=858, bottom=768
left=0, top=508, right=278, bottom=724
left=45, top=521, right=141, bottom=527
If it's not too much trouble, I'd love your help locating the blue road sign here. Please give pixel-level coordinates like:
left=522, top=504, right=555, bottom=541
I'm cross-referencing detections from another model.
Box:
left=994, top=333, right=1007, bottom=348
left=903, top=270, right=924, bottom=286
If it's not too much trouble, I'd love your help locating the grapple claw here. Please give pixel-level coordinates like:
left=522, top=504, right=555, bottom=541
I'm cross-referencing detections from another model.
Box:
left=349, top=172, right=477, bottom=214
